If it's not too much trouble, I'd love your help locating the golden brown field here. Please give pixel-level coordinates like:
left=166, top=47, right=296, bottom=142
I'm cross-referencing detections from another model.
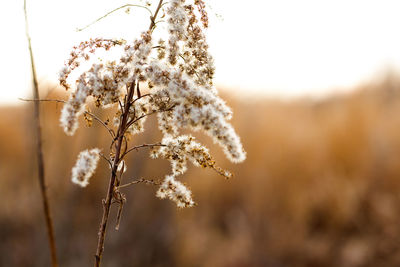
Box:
left=2, top=76, right=400, bottom=266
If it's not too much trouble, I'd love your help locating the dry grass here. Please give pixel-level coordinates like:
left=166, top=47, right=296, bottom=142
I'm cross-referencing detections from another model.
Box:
left=2, top=76, right=400, bottom=266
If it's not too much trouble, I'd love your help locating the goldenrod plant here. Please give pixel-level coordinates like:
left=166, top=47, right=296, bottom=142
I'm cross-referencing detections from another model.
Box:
left=58, top=1, right=245, bottom=265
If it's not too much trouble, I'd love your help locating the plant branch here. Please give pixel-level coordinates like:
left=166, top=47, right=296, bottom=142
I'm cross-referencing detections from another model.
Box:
left=99, top=152, right=113, bottom=168
left=19, top=98, right=66, bottom=104
left=149, top=0, right=164, bottom=31
left=77, top=4, right=153, bottom=32
left=94, top=2, right=164, bottom=266
left=94, top=79, right=136, bottom=267
left=84, top=111, right=116, bottom=138
left=24, top=1, right=58, bottom=266
left=132, top=93, right=153, bottom=104
left=117, top=178, right=161, bottom=189
left=19, top=98, right=115, bottom=138
left=124, top=103, right=175, bottom=131
left=124, top=110, right=155, bottom=131
left=121, top=143, right=166, bottom=158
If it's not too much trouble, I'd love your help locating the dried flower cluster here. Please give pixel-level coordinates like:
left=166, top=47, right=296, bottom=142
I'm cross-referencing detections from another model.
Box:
left=71, top=148, right=101, bottom=187
left=60, top=0, right=245, bottom=207
left=157, top=175, right=194, bottom=208
left=151, top=135, right=231, bottom=207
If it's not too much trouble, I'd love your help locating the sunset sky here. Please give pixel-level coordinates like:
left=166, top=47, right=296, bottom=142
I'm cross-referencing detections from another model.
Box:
left=1, top=0, right=400, bottom=104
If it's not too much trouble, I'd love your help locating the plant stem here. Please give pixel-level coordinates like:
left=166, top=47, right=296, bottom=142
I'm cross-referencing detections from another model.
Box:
left=94, top=2, right=163, bottom=266
left=94, top=79, right=135, bottom=267
left=24, top=1, right=58, bottom=266
left=149, top=0, right=164, bottom=31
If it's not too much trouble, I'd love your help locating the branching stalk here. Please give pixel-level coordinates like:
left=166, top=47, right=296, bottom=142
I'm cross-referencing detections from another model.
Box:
left=94, top=2, right=163, bottom=265
left=94, top=79, right=136, bottom=267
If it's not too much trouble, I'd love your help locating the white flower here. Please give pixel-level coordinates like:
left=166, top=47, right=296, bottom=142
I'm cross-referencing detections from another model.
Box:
left=145, top=62, right=246, bottom=163
left=71, top=148, right=101, bottom=187
left=156, top=175, right=194, bottom=208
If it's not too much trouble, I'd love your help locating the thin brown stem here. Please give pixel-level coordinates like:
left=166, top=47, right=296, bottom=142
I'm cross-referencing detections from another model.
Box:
left=24, top=1, right=58, bottom=266
left=136, top=81, right=141, bottom=98
left=99, top=152, right=113, bottom=168
left=84, top=111, right=116, bottom=138
left=121, top=143, right=166, bottom=158
left=132, top=93, right=152, bottom=105
left=19, top=98, right=66, bottom=104
left=124, top=103, right=175, bottom=131
left=77, top=4, right=153, bottom=32
left=117, top=178, right=161, bottom=189
left=124, top=110, right=156, bottom=131
left=94, top=80, right=135, bottom=267
left=149, top=0, right=164, bottom=31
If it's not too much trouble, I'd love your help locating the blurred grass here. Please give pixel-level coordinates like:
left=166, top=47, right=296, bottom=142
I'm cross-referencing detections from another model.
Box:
left=2, top=75, right=400, bottom=266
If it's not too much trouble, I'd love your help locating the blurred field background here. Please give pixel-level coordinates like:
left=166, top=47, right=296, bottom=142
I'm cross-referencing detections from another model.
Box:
left=2, top=74, right=400, bottom=267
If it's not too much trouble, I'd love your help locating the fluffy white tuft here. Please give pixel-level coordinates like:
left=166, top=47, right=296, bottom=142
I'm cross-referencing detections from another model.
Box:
left=71, top=148, right=101, bottom=187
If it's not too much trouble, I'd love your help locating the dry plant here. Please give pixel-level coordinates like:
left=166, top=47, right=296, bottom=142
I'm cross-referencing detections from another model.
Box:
left=56, top=0, right=246, bottom=266
left=24, top=1, right=58, bottom=266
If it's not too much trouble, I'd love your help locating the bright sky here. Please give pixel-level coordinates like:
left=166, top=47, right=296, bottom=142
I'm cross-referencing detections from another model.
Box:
left=1, top=0, right=400, bottom=104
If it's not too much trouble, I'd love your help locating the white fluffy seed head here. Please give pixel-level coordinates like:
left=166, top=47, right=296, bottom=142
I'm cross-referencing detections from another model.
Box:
left=145, top=62, right=247, bottom=164
left=60, top=102, right=81, bottom=136
left=59, top=1, right=246, bottom=207
left=71, top=148, right=101, bottom=187
left=156, top=175, right=195, bottom=208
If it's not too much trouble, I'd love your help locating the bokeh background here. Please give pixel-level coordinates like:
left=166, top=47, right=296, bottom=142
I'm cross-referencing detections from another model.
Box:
left=2, top=0, right=400, bottom=266
left=2, top=76, right=400, bottom=266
